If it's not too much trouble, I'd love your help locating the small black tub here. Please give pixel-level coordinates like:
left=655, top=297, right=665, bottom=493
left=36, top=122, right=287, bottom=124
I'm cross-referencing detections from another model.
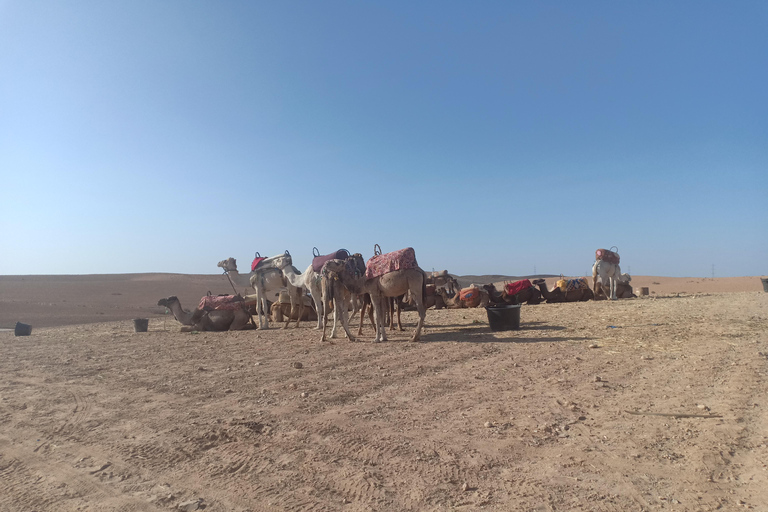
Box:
left=15, top=322, right=32, bottom=336
left=133, top=318, right=149, bottom=332
left=485, top=304, right=521, bottom=331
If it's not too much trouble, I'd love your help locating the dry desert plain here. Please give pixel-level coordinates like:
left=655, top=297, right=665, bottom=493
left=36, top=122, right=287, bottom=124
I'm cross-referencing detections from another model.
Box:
left=1, top=273, right=767, bottom=511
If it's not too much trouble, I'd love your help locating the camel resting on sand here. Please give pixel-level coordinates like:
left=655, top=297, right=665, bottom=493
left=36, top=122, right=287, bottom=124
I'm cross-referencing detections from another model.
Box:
left=158, top=296, right=253, bottom=332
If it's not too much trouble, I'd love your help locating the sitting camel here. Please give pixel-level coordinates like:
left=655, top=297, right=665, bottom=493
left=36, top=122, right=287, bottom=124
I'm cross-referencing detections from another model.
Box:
left=425, top=270, right=459, bottom=295
left=271, top=291, right=318, bottom=322
left=532, top=278, right=594, bottom=303
left=435, top=285, right=489, bottom=309
left=592, top=249, right=622, bottom=300
left=402, top=284, right=445, bottom=311
left=158, top=296, right=253, bottom=332
left=483, top=280, right=543, bottom=305
left=321, top=251, right=427, bottom=343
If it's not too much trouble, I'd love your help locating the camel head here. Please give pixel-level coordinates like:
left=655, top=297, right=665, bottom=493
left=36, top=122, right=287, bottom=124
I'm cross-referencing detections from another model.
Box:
left=620, top=273, right=632, bottom=283
left=157, top=296, right=179, bottom=308
left=217, top=258, right=238, bottom=272
left=273, top=253, right=292, bottom=269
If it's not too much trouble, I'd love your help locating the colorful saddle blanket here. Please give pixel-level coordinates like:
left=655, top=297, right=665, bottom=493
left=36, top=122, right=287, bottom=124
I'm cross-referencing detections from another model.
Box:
left=557, top=277, right=590, bottom=292
left=251, top=257, right=266, bottom=272
left=505, top=279, right=532, bottom=296
left=459, top=286, right=480, bottom=302
left=198, top=294, right=243, bottom=311
left=595, top=248, right=620, bottom=265
left=365, top=247, right=418, bottom=280
left=312, top=249, right=350, bottom=273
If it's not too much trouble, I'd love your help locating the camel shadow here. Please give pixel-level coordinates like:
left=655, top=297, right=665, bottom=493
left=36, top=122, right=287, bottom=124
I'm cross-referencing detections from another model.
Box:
left=420, top=322, right=590, bottom=344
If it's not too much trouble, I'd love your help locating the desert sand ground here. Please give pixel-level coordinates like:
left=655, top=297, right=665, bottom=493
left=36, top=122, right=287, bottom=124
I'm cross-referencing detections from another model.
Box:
left=1, top=274, right=767, bottom=511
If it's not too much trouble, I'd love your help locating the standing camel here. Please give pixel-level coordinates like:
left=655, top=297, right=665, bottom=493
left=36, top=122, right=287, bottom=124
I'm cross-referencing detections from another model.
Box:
left=592, top=260, right=621, bottom=301
left=320, top=252, right=427, bottom=342
left=319, top=255, right=368, bottom=342
left=268, top=252, right=309, bottom=328
left=219, top=252, right=302, bottom=329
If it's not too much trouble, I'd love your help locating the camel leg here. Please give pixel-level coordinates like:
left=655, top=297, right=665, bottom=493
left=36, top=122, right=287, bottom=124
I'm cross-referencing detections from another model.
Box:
left=409, top=282, right=426, bottom=342
left=320, top=282, right=331, bottom=342
left=288, top=288, right=304, bottom=329
left=370, top=294, right=387, bottom=343
left=357, top=294, right=368, bottom=337
left=609, top=264, right=620, bottom=300
left=396, top=295, right=404, bottom=331
left=283, top=298, right=292, bottom=329
left=295, top=294, right=304, bottom=328
left=592, top=261, right=600, bottom=298
left=337, top=290, right=356, bottom=342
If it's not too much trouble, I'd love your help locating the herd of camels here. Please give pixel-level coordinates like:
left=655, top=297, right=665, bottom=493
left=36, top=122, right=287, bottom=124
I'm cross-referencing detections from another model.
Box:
left=157, top=246, right=633, bottom=342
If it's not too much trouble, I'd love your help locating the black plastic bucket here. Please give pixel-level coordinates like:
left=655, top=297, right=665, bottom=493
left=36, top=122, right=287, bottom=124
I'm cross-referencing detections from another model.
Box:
left=762, top=278, right=768, bottom=293
left=133, top=318, right=149, bottom=332
left=485, top=304, right=521, bottom=331
left=14, top=322, right=32, bottom=336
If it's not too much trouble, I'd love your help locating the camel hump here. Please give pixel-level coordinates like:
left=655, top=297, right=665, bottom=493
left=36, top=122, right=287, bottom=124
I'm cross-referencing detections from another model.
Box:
left=365, top=247, right=418, bottom=280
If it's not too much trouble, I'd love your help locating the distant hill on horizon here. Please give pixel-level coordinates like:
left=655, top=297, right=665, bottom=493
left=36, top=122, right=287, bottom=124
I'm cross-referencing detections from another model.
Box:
left=454, top=274, right=561, bottom=288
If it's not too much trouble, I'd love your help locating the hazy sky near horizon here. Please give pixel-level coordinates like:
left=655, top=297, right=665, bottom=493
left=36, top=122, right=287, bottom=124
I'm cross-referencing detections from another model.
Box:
left=1, top=1, right=766, bottom=278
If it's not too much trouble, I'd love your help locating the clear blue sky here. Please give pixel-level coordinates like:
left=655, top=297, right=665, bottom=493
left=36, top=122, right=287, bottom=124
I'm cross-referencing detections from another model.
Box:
left=1, top=1, right=766, bottom=277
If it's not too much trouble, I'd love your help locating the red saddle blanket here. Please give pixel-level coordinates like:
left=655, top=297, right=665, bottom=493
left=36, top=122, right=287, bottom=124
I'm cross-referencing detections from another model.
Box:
left=505, top=279, right=532, bottom=296
left=198, top=294, right=243, bottom=311
left=251, top=257, right=266, bottom=272
left=312, top=249, right=350, bottom=273
left=595, top=248, right=620, bottom=265
left=365, top=247, right=418, bottom=279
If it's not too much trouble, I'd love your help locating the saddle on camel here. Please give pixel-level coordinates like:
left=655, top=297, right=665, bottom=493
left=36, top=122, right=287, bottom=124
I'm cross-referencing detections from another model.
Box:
left=595, top=247, right=620, bottom=265
left=505, top=279, right=533, bottom=296
left=365, top=246, right=418, bottom=280
left=198, top=293, right=247, bottom=311
left=556, top=276, right=591, bottom=292
left=312, top=247, right=351, bottom=273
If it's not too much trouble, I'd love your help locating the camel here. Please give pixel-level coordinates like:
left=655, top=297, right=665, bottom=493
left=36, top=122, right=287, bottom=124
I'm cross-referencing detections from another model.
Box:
left=594, top=272, right=636, bottom=300
left=402, top=284, right=445, bottom=310
left=219, top=253, right=303, bottom=329
left=319, top=255, right=368, bottom=342
left=483, top=281, right=543, bottom=305
left=216, top=257, right=255, bottom=295
left=157, top=296, right=252, bottom=332
left=531, top=279, right=594, bottom=303
left=435, top=285, right=489, bottom=309
left=425, top=270, right=459, bottom=295
left=592, top=260, right=622, bottom=300
left=272, top=252, right=360, bottom=334
left=271, top=292, right=318, bottom=322
left=321, top=253, right=427, bottom=343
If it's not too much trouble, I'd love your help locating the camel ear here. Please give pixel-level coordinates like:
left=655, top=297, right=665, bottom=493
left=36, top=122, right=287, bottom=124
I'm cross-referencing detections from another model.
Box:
left=285, top=250, right=290, bottom=256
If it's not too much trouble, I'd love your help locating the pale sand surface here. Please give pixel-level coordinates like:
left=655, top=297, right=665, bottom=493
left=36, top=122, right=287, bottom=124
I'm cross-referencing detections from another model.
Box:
left=1, top=273, right=767, bottom=511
